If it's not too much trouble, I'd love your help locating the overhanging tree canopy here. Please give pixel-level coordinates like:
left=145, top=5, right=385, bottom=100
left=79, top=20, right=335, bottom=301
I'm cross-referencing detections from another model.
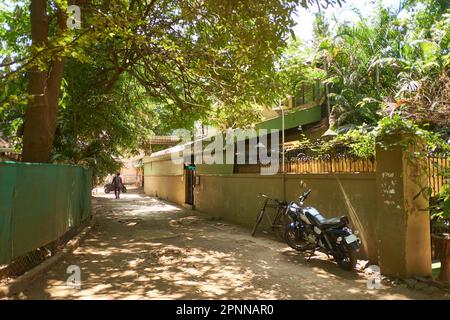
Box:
left=0, top=0, right=345, bottom=163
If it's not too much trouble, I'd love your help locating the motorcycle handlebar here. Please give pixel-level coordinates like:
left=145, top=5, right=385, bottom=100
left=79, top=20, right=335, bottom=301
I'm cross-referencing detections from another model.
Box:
left=299, top=189, right=312, bottom=203
left=258, top=193, right=287, bottom=206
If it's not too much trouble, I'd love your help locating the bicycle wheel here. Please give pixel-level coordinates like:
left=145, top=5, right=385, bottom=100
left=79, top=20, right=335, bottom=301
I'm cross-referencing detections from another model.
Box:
left=252, top=200, right=268, bottom=237
left=272, top=206, right=289, bottom=241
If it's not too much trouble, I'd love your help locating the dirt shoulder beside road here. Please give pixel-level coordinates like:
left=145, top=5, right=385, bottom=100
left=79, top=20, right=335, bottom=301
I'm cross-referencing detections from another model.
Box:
left=11, top=190, right=450, bottom=299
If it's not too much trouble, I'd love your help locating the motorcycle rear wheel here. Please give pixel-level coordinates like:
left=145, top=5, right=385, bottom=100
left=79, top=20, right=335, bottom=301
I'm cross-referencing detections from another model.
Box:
left=335, top=245, right=357, bottom=271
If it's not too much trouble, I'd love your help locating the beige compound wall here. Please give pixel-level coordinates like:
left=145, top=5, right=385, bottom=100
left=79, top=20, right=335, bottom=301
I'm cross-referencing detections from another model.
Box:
left=143, top=141, right=433, bottom=276
left=194, top=173, right=378, bottom=262
left=143, top=158, right=379, bottom=261
left=144, top=160, right=185, bottom=205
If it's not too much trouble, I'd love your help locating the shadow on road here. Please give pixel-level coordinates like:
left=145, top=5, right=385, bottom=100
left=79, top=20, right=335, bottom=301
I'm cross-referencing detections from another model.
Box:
left=13, top=190, right=450, bottom=300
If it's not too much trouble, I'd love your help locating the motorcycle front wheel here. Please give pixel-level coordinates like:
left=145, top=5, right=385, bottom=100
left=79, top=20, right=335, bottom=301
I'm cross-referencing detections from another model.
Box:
left=284, top=224, right=313, bottom=252
left=334, top=244, right=357, bottom=271
left=104, top=187, right=111, bottom=194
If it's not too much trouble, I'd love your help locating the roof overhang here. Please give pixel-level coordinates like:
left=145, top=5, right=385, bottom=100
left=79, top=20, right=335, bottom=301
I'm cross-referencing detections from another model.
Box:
left=255, top=105, right=322, bottom=131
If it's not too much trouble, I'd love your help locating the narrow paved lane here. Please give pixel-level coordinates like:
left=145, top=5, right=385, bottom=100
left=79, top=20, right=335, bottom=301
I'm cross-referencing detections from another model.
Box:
left=14, top=189, right=450, bottom=299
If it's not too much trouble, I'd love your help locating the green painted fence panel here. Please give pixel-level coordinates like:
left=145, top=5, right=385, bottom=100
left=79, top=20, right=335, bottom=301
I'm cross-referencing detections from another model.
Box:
left=0, top=164, right=16, bottom=264
left=0, top=162, right=92, bottom=265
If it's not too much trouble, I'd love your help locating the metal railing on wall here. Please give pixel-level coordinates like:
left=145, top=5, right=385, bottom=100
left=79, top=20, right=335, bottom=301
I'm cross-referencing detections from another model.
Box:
left=428, top=153, right=450, bottom=196
left=283, top=145, right=376, bottom=174
left=285, top=156, right=376, bottom=174
left=234, top=156, right=376, bottom=174
left=234, top=151, right=449, bottom=195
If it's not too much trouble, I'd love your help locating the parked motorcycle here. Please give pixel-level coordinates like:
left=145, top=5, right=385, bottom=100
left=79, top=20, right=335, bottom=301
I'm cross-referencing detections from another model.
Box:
left=284, top=187, right=361, bottom=271
left=104, top=183, right=127, bottom=194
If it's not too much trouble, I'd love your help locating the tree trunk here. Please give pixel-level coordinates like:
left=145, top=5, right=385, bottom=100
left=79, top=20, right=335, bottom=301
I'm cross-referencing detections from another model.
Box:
left=22, top=1, right=66, bottom=163
left=22, top=0, right=51, bottom=162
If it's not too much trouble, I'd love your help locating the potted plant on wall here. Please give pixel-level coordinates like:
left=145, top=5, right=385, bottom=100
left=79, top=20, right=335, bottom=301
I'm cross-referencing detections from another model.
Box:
left=431, top=170, right=450, bottom=283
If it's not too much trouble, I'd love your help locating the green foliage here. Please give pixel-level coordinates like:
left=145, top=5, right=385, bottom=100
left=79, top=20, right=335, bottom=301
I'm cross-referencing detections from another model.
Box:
left=0, top=1, right=30, bottom=61
left=79, top=0, right=305, bottom=123
left=300, top=0, right=346, bottom=11
left=1, top=0, right=346, bottom=175
left=0, top=1, right=30, bottom=136
left=375, top=114, right=425, bottom=147
left=403, top=0, right=449, bottom=32
left=277, top=38, right=326, bottom=103
left=332, top=128, right=376, bottom=158
left=431, top=172, right=450, bottom=234
left=207, top=102, right=264, bottom=130
left=320, top=5, right=405, bottom=127
left=374, top=114, right=450, bottom=153
left=294, top=113, right=449, bottom=160
left=294, top=1, right=450, bottom=130
left=434, top=184, right=450, bottom=219
left=1, top=0, right=311, bottom=172
left=294, top=125, right=375, bottom=159
left=51, top=57, right=155, bottom=180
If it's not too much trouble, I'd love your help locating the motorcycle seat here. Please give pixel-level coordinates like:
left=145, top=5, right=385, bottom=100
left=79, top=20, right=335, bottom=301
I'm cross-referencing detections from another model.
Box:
left=318, top=217, right=346, bottom=228
left=304, top=209, right=346, bottom=229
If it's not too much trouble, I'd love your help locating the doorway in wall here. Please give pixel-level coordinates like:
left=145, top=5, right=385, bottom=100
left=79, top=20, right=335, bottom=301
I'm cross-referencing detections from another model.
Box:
left=184, top=164, right=195, bottom=205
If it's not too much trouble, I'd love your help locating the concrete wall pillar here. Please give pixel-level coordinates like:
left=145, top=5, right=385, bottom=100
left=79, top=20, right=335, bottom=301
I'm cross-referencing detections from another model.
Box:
left=375, top=135, right=431, bottom=278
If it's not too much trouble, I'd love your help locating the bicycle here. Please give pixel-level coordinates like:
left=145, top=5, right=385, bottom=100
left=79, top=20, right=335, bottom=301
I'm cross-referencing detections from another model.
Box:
left=251, top=193, right=289, bottom=239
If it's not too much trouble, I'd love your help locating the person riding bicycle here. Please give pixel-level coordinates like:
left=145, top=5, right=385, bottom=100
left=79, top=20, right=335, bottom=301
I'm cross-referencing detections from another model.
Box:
left=111, top=172, right=123, bottom=199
